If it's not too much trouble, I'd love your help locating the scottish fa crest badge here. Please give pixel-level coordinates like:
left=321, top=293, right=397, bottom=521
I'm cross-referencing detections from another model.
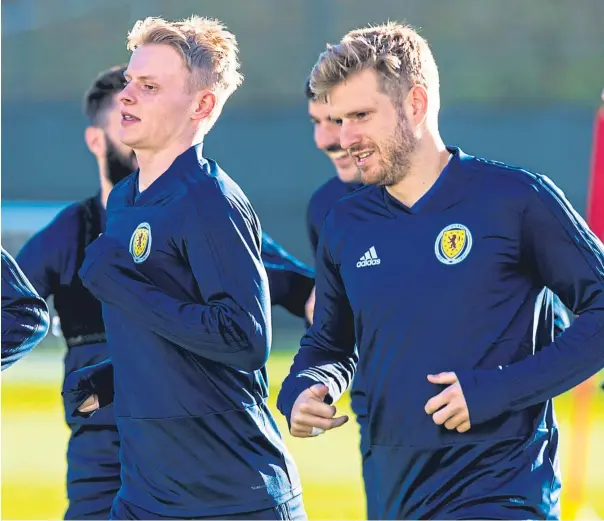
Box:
left=435, top=224, right=472, bottom=265
left=129, top=222, right=152, bottom=263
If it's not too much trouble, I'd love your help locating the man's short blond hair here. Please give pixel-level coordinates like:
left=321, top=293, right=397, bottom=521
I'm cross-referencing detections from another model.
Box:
left=310, top=22, right=439, bottom=108
left=126, top=15, right=243, bottom=101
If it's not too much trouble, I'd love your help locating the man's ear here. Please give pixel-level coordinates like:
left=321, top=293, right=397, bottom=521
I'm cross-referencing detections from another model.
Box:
left=192, top=90, right=217, bottom=122
left=84, top=126, right=106, bottom=157
left=407, top=85, right=429, bottom=126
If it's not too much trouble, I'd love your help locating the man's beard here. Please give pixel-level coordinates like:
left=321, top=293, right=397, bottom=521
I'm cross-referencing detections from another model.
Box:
left=357, top=114, right=418, bottom=187
left=105, top=135, right=136, bottom=186
left=375, top=114, right=418, bottom=186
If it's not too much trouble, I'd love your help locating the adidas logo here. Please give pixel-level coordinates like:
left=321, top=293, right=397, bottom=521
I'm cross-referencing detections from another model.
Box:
left=356, top=246, right=381, bottom=268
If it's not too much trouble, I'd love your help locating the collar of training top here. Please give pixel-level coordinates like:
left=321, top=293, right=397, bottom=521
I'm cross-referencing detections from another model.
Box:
left=125, top=142, right=206, bottom=206
left=381, top=146, right=474, bottom=216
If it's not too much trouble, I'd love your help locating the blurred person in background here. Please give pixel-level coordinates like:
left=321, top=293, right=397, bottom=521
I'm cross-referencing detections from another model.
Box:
left=17, top=65, right=136, bottom=520
left=18, top=63, right=313, bottom=520
left=2, top=247, right=50, bottom=371
left=305, top=79, right=363, bottom=256
left=279, top=22, right=595, bottom=520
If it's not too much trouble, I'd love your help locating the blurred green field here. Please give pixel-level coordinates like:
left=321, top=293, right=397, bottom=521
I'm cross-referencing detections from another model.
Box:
left=2, top=336, right=604, bottom=520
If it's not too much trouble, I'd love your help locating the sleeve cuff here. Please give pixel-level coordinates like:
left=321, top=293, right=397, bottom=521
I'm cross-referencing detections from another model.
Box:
left=61, top=375, right=98, bottom=419
left=277, top=375, right=322, bottom=429
left=456, top=368, right=509, bottom=425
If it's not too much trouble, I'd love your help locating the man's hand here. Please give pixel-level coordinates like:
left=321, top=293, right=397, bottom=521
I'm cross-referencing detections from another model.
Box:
left=424, top=372, right=471, bottom=433
left=78, top=394, right=100, bottom=414
left=305, top=286, right=316, bottom=325
left=290, top=383, right=348, bottom=437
